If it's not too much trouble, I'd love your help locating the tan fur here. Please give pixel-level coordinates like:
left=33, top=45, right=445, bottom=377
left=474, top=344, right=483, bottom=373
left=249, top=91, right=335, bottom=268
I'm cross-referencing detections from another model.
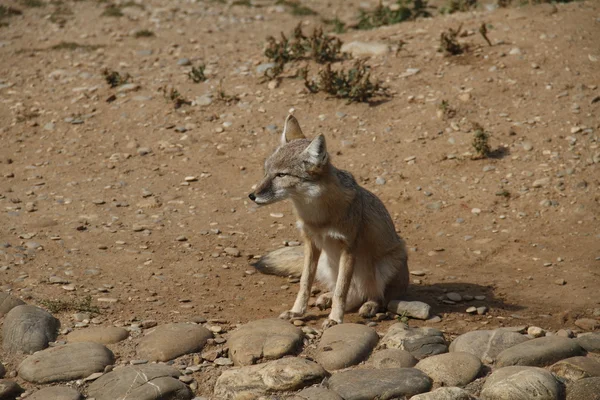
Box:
left=249, top=115, right=409, bottom=327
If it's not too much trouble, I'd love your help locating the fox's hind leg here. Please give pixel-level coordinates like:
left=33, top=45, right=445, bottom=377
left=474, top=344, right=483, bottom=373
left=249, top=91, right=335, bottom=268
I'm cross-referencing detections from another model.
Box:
left=358, top=300, right=382, bottom=318
left=315, top=292, right=332, bottom=310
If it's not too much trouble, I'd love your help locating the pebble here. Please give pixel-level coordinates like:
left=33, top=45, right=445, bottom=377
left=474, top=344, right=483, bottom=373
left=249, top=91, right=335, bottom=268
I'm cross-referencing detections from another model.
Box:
left=381, top=323, right=448, bottom=360
left=574, top=318, right=600, bottom=331
left=137, top=323, right=212, bottom=362
left=481, top=366, right=560, bottom=400
left=387, top=300, right=431, bottom=320
left=214, top=357, right=326, bottom=399
left=2, top=305, right=60, bottom=354
left=496, top=336, right=585, bottom=367
left=0, top=293, right=25, bottom=317
left=18, top=342, right=114, bottom=383
left=447, top=292, right=462, bottom=302
left=316, top=323, right=379, bottom=371
left=340, top=41, right=389, bottom=57
left=370, top=348, right=417, bottom=368
left=177, top=58, right=191, bottom=66
left=327, top=368, right=432, bottom=400
left=450, top=329, right=529, bottom=364
left=375, top=176, right=386, bottom=185
left=527, top=326, right=546, bottom=338
left=576, top=333, right=600, bottom=353
left=415, top=352, right=482, bottom=386
left=88, top=364, right=192, bottom=400
left=224, top=247, right=241, bottom=257
left=67, top=326, right=129, bottom=344
left=228, top=319, right=303, bottom=366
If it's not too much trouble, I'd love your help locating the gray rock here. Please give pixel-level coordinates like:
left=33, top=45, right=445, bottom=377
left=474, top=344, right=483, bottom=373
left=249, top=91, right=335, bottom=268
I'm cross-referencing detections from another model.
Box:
left=327, top=368, right=432, bottom=400
left=137, top=323, right=212, bottom=361
left=481, top=366, right=560, bottom=400
left=0, top=380, right=23, bottom=399
left=195, top=94, right=213, bottom=106
left=67, top=326, right=129, bottom=344
left=229, top=319, right=303, bottom=366
left=370, top=349, right=417, bottom=368
left=411, top=387, right=477, bottom=400
left=496, top=336, right=585, bottom=367
left=450, top=329, right=529, bottom=363
left=341, top=41, right=389, bottom=57
left=316, top=323, right=379, bottom=371
left=290, top=386, right=343, bottom=400
left=415, top=352, right=482, bottom=386
left=88, top=364, right=192, bottom=400
left=381, top=323, right=448, bottom=360
left=387, top=300, right=431, bottom=320
left=577, top=333, right=600, bottom=353
left=177, top=58, right=191, bottom=66
left=0, top=293, right=25, bottom=317
left=2, top=305, right=60, bottom=354
left=28, top=387, right=82, bottom=400
left=117, top=83, right=140, bottom=93
left=566, top=377, right=600, bottom=400
left=549, top=356, right=600, bottom=381
left=18, top=342, right=114, bottom=384
left=214, top=357, right=326, bottom=400
left=256, top=63, right=276, bottom=74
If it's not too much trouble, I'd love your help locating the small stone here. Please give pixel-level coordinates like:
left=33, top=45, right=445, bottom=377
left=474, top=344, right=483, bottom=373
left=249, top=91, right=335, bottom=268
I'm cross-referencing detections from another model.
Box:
left=340, top=41, right=389, bottom=57
left=381, top=323, right=448, bottom=360
left=415, top=352, right=482, bottom=386
left=375, top=177, right=386, bottom=185
left=509, top=47, right=522, bottom=55
left=447, top=292, right=462, bottom=302
left=224, top=247, right=241, bottom=257
left=137, top=323, right=212, bottom=362
left=316, top=323, right=379, bottom=371
left=466, top=306, right=477, bottom=314
left=576, top=333, right=600, bottom=353
left=527, top=326, right=546, bottom=338
left=574, top=318, right=600, bottom=331
left=370, top=349, right=417, bottom=368
left=450, top=329, right=529, bottom=364
left=555, top=278, right=566, bottom=285
left=176, top=235, right=188, bottom=242
left=387, top=300, right=431, bottom=320
left=532, top=177, right=550, bottom=188
left=116, top=83, right=140, bottom=93
left=177, top=58, right=191, bottom=66
left=67, top=327, right=129, bottom=344
left=477, top=306, right=488, bottom=315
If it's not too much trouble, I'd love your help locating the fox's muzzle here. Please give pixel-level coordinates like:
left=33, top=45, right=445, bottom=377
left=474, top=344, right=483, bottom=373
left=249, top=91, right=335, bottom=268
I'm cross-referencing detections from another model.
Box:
left=248, top=193, right=256, bottom=202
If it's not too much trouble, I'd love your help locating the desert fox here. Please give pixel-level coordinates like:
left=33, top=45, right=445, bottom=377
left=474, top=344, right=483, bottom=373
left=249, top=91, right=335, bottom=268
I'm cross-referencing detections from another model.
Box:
left=248, top=115, right=409, bottom=328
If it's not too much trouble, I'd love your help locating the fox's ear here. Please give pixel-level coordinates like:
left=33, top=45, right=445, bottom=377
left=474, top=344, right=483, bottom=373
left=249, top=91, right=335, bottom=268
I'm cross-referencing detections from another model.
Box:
left=281, top=114, right=305, bottom=145
left=303, top=134, right=328, bottom=165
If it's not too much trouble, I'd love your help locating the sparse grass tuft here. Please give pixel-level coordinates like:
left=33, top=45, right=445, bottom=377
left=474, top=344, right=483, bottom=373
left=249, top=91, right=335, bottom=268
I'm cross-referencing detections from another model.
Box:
left=479, top=22, right=492, bottom=46
left=232, top=0, right=252, bottom=6
left=302, top=60, right=387, bottom=103
left=19, top=0, right=45, bottom=8
left=440, top=0, right=477, bottom=14
left=49, top=3, right=73, bottom=25
left=101, top=4, right=123, bottom=17
left=264, top=23, right=343, bottom=79
left=39, top=295, right=100, bottom=315
left=51, top=41, right=101, bottom=51
left=439, top=24, right=466, bottom=55
left=216, top=80, right=240, bottom=104
left=355, top=0, right=430, bottom=30
left=103, top=68, right=130, bottom=88
left=323, top=16, right=346, bottom=33
left=162, top=87, right=192, bottom=109
left=276, top=0, right=317, bottom=16
left=438, top=100, right=456, bottom=119
left=134, top=29, right=154, bottom=38
left=188, top=64, right=207, bottom=83
left=472, top=123, right=491, bottom=158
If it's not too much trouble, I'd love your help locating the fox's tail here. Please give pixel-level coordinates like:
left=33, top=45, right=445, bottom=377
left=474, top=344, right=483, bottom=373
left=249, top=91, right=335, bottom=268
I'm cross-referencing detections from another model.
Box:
left=252, top=246, right=304, bottom=277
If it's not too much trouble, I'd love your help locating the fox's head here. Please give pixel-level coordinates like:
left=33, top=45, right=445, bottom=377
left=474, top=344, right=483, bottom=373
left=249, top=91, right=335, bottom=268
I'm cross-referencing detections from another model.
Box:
left=249, top=115, right=329, bottom=205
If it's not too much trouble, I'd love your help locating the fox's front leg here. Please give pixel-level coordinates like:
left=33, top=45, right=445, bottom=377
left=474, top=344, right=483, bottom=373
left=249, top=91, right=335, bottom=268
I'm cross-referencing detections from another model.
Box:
left=323, top=247, right=355, bottom=329
left=279, top=239, right=320, bottom=320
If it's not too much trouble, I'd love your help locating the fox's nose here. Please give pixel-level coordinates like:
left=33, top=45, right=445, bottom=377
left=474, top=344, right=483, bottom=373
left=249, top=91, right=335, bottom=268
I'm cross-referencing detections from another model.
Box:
left=248, top=193, right=256, bottom=201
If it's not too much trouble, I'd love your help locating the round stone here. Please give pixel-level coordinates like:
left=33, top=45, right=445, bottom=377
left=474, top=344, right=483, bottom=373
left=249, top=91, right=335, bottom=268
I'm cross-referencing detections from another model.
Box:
left=67, top=326, right=129, bottom=344
left=381, top=323, right=448, bottom=360
left=411, top=387, right=476, bottom=400
left=137, top=323, right=212, bottom=362
left=2, top=305, right=60, bottom=354
left=481, top=366, right=560, bottom=400
left=415, top=352, right=482, bottom=386
left=450, top=329, right=529, bottom=363
left=496, top=336, right=585, bottom=367
left=0, top=293, right=25, bottom=317
left=549, top=356, right=600, bottom=381
left=370, top=349, right=417, bottom=368
left=28, top=387, right=82, bottom=400
left=228, top=318, right=303, bottom=366
left=316, top=323, right=379, bottom=371
left=566, top=377, right=600, bottom=400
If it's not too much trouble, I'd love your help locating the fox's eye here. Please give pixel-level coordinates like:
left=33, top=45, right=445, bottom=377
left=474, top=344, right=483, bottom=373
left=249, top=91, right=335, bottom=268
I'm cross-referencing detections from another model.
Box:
left=276, top=173, right=287, bottom=178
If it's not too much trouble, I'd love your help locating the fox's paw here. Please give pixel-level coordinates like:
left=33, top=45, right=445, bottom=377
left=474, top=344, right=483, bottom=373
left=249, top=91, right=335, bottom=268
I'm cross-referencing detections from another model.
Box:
left=315, top=292, right=333, bottom=311
left=321, top=318, right=340, bottom=330
left=358, top=301, right=381, bottom=318
left=279, top=310, right=303, bottom=320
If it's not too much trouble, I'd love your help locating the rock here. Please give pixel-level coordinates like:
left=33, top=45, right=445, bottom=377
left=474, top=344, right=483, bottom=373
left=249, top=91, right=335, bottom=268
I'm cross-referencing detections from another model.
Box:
left=549, top=356, right=600, bottom=381
left=290, top=386, right=343, bottom=400
left=67, top=326, right=129, bottom=344
left=28, top=387, right=82, bottom=400
left=224, top=247, right=241, bottom=257
left=415, top=352, right=482, bottom=386
left=577, top=333, right=600, bottom=353
left=116, top=83, right=140, bottom=93
left=228, top=319, right=303, bottom=366
left=381, top=323, right=448, bottom=360
left=327, top=368, right=432, bottom=400
left=0, top=380, right=23, bottom=399
left=316, top=323, right=379, bottom=371
left=496, top=336, right=585, bottom=367
left=387, top=300, right=431, bottom=320
left=341, top=41, right=389, bottom=57
left=481, top=366, right=560, bottom=400
left=195, top=94, right=213, bottom=106
left=411, top=387, right=477, bottom=400
left=137, top=323, right=212, bottom=361
left=18, top=342, right=114, bottom=384
left=370, top=349, right=417, bottom=368
left=2, top=305, right=60, bottom=354
left=575, top=318, right=600, bottom=331
left=0, top=293, right=25, bottom=317
left=447, top=292, right=462, bottom=302
left=256, top=63, right=276, bottom=74
left=566, top=377, right=600, bottom=400
left=450, top=329, right=529, bottom=364
left=532, top=177, right=550, bottom=188
left=527, top=326, right=545, bottom=338
left=177, top=58, right=191, bottom=66
left=213, top=357, right=326, bottom=400
left=88, top=364, right=193, bottom=400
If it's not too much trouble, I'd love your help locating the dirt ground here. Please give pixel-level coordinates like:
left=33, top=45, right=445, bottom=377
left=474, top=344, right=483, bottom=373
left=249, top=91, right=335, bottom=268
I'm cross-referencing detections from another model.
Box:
left=1, top=0, right=599, bottom=396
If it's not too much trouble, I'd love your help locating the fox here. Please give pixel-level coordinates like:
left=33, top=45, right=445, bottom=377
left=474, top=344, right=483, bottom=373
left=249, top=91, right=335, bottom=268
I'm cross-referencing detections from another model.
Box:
left=248, top=114, right=409, bottom=328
